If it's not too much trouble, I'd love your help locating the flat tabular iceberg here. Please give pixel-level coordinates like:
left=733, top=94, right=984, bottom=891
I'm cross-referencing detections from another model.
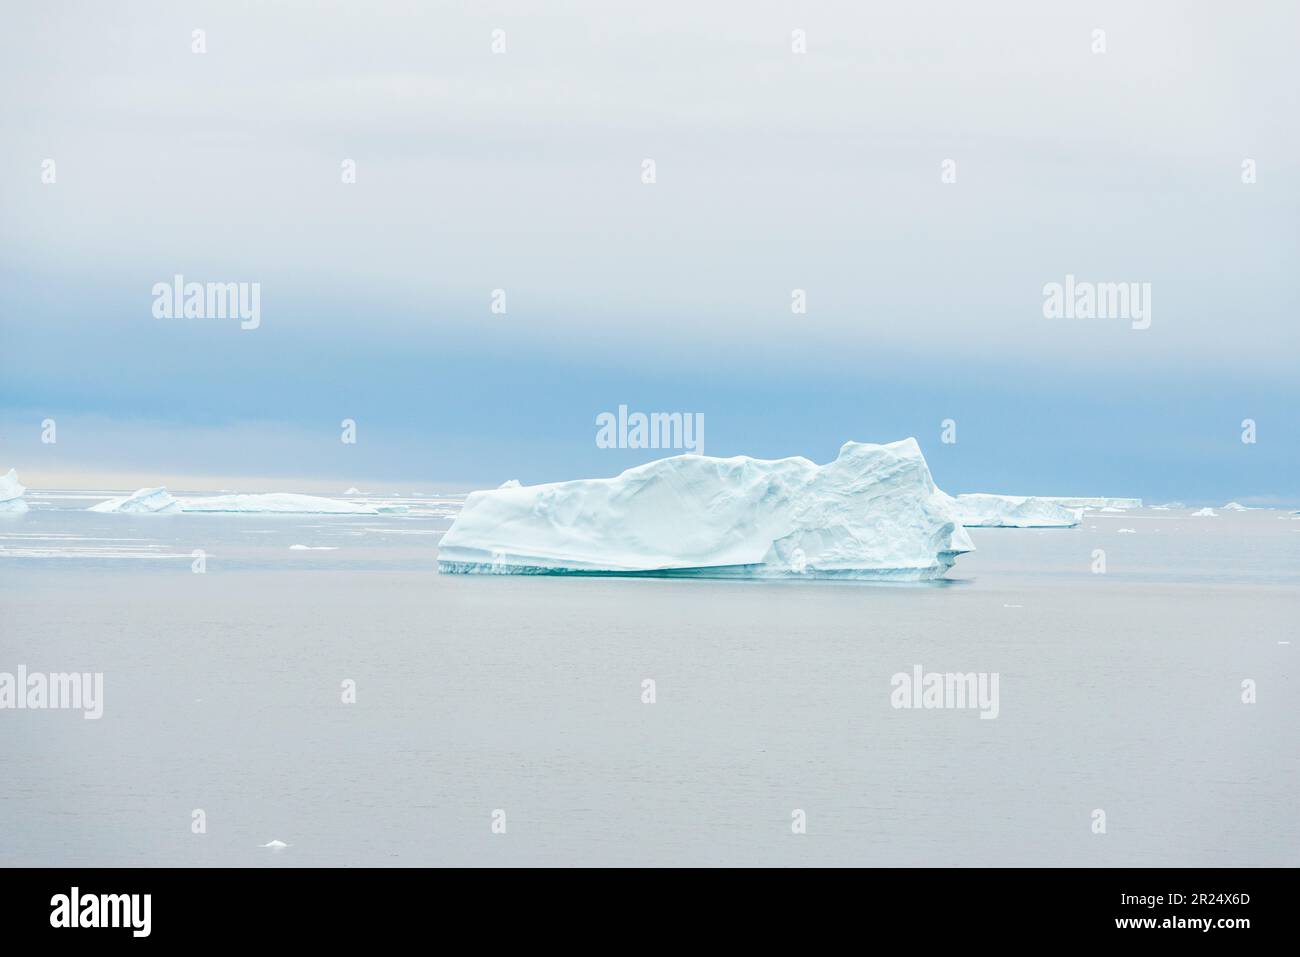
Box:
left=177, top=493, right=380, bottom=514
left=1040, top=496, right=1142, bottom=510
left=943, top=493, right=1080, bottom=528
left=89, top=487, right=181, bottom=513
left=0, top=469, right=28, bottom=513
left=439, top=438, right=973, bottom=580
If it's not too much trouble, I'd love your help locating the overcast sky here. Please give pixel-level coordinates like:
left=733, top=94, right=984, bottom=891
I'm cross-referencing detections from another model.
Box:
left=1, top=1, right=1297, bottom=501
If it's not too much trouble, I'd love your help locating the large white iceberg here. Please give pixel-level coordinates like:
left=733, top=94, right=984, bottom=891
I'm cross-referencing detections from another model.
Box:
left=438, top=438, right=973, bottom=580
left=942, top=493, right=1081, bottom=528
left=89, top=487, right=181, bottom=513
left=176, top=493, right=380, bottom=514
left=0, top=469, right=28, bottom=513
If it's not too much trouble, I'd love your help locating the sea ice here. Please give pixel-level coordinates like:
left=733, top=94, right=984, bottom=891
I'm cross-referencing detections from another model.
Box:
left=89, top=487, right=181, bottom=513
left=176, top=493, right=380, bottom=515
left=0, top=469, right=28, bottom=513
left=439, top=438, right=973, bottom=580
left=943, top=493, right=1080, bottom=528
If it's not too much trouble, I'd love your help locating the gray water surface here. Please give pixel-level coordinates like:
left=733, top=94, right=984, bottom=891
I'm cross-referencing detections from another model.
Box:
left=2, top=501, right=1297, bottom=866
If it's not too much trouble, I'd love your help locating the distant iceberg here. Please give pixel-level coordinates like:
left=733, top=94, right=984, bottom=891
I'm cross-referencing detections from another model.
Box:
left=1221, top=502, right=1249, bottom=511
left=1039, top=496, right=1142, bottom=510
left=1191, top=507, right=1217, bottom=517
left=176, top=493, right=380, bottom=515
left=944, top=493, right=1081, bottom=528
left=439, top=438, right=973, bottom=580
left=89, top=487, right=181, bottom=513
left=0, top=469, right=28, bottom=513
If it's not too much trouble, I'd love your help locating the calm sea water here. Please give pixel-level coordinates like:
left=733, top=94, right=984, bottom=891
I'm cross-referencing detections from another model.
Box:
left=2, top=494, right=1297, bottom=866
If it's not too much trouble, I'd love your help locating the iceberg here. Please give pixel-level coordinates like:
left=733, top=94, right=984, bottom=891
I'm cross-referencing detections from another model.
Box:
left=438, top=438, right=973, bottom=580
left=1039, top=496, right=1142, bottom=510
left=1191, top=507, right=1217, bottom=517
left=89, top=487, right=181, bottom=513
left=943, top=493, right=1080, bottom=528
left=176, top=493, right=380, bottom=514
left=0, top=469, right=28, bottom=513
left=1221, top=501, right=1249, bottom=511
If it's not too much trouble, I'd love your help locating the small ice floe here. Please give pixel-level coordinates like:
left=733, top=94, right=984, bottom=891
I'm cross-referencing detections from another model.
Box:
left=259, top=840, right=289, bottom=849
left=1003, top=603, right=1023, bottom=608
left=289, top=544, right=338, bottom=550
left=1191, top=507, right=1217, bottom=517
left=1117, top=528, right=1137, bottom=534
